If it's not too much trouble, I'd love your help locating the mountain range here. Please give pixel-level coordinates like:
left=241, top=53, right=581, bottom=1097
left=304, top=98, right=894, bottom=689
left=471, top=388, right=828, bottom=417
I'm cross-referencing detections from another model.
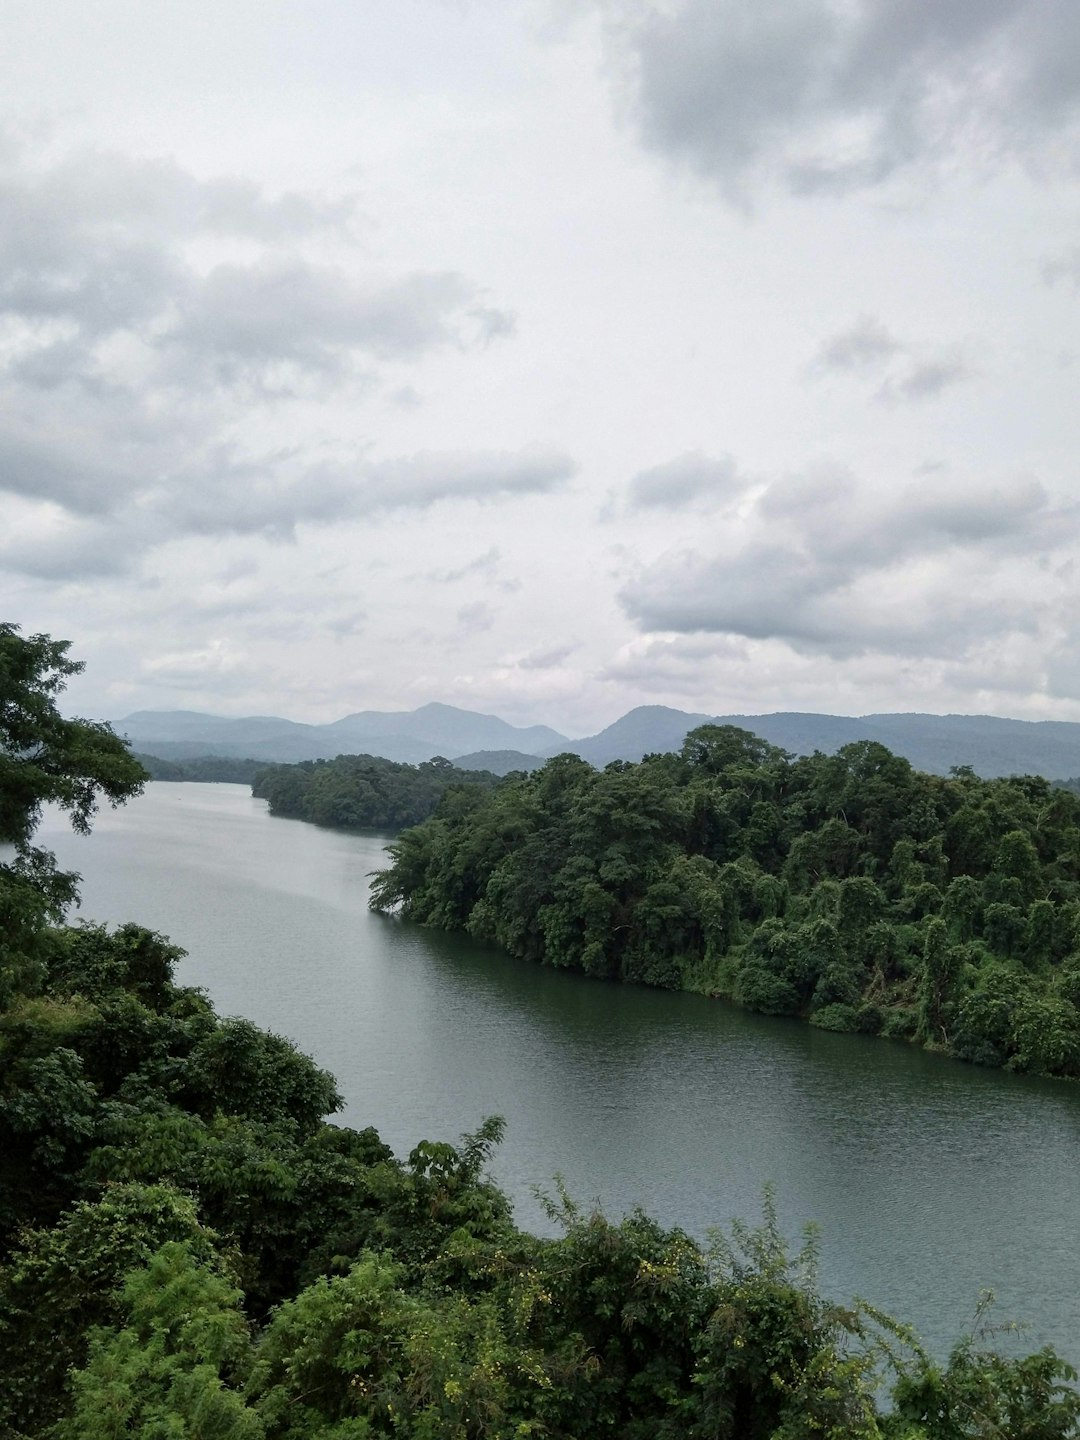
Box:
left=117, top=703, right=1080, bottom=781
left=118, top=702, right=567, bottom=766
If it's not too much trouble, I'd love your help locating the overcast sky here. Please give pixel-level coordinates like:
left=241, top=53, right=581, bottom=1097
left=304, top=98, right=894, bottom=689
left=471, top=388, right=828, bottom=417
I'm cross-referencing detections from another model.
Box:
left=4, top=0, right=1080, bottom=734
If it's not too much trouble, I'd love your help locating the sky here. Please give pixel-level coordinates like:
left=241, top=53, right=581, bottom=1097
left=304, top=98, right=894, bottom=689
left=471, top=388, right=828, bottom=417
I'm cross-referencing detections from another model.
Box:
left=3, top=0, right=1080, bottom=735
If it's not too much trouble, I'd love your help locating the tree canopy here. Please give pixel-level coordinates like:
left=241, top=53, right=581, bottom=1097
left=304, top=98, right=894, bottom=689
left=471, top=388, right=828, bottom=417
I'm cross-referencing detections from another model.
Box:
left=1, top=623, right=146, bottom=999
left=253, top=751, right=502, bottom=831
left=371, top=725, right=1080, bottom=1078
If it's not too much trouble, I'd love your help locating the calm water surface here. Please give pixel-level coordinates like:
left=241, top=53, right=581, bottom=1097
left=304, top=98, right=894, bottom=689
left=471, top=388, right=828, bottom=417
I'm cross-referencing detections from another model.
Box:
left=40, top=783, right=1080, bottom=1364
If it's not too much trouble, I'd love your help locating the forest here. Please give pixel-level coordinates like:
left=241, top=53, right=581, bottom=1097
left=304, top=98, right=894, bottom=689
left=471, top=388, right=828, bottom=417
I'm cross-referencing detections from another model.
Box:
left=252, top=752, right=502, bottom=830
left=133, top=753, right=266, bottom=784
left=370, top=728, right=1080, bottom=1079
left=3, top=623, right=1080, bottom=1438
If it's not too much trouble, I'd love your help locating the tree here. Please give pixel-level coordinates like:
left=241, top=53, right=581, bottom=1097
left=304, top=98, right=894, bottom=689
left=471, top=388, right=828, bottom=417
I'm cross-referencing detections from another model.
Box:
left=0, top=624, right=146, bottom=995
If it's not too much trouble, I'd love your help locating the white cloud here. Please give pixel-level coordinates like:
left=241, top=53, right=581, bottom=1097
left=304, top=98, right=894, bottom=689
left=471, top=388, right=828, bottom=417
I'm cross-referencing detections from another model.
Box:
left=621, top=468, right=1076, bottom=661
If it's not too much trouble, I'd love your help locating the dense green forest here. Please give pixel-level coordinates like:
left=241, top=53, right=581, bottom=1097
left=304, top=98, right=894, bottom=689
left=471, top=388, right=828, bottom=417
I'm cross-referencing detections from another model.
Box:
left=252, top=752, right=502, bottom=830
left=371, top=729, right=1080, bottom=1080
left=3, top=623, right=1080, bottom=1437
left=133, top=752, right=266, bottom=784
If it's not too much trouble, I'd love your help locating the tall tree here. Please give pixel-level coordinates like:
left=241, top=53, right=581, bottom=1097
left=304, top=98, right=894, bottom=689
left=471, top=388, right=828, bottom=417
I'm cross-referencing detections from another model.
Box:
left=0, top=623, right=146, bottom=996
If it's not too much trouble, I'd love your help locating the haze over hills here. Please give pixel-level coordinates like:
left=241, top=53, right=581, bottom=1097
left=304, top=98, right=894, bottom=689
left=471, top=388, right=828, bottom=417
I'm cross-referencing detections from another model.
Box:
left=121, top=703, right=1080, bottom=780
left=558, top=706, right=1080, bottom=779
left=118, top=704, right=568, bottom=767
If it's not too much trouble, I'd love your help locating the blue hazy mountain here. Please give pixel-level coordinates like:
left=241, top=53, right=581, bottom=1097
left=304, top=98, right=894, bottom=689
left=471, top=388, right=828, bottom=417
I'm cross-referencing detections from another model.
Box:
left=118, top=704, right=567, bottom=766
left=554, top=706, right=1080, bottom=779
left=120, top=702, right=1080, bottom=778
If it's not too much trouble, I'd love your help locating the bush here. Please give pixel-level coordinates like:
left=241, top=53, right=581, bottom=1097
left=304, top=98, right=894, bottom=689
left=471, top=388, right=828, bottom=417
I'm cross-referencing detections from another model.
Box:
left=810, top=1003, right=859, bottom=1033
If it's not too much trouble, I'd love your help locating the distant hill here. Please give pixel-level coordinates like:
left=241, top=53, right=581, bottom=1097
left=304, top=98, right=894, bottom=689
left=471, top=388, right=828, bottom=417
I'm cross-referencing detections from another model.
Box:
left=119, top=704, right=568, bottom=766
left=323, top=702, right=564, bottom=756
left=557, top=706, right=1080, bottom=779
left=542, top=706, right=716, bottom=764
left=120, top=702, right=1080, bottom=781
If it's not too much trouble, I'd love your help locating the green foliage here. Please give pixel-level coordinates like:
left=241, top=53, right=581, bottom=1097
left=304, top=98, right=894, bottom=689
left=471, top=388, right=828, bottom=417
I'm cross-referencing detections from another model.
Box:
left=0, top=1183, right=220, bottom=1436
left=57, top=1240, right=263, bottom=1440
left=885, top=1296, right=1080, bottom=1439
left=0, top=623, right=147, bottom=1000
left=695, top=1193, right=881, bottom=1439
left=370, top=726, right=1080, bottom=1079
left=252, top=753, right=502, bottom=832
left=134, top=752, right=266, bottom=783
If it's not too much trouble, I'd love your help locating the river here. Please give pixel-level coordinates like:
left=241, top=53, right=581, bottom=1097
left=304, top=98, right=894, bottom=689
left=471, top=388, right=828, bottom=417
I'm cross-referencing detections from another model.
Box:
left=38, top=781, right=1080, bottom=1366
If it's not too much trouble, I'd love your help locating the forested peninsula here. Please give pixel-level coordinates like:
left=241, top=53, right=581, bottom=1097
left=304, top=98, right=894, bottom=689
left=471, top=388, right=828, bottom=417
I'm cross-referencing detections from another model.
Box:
left=134, top=752, right=265, bottom=784
left=370, top=727, right=1080, bottom=1079
left=253, top=752, right=502, bottom=830
left=5, top=625, right=1080, bottom=1437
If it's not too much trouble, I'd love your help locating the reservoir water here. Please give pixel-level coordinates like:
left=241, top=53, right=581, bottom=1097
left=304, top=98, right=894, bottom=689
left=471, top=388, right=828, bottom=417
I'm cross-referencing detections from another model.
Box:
left=39, top=782, right=1080, bottom=1366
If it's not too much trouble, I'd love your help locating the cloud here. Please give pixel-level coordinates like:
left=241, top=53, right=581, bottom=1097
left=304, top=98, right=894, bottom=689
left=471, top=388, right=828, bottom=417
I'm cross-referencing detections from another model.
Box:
left=811, top=316, right=975, bottom=402
left=620, top=466, right=1076, bottom=661
left=517, top=641, right=580, bottom=670
left=167, top=264, right=504, bottom=383
left=0, top=132, right=511, bottom=437
left=0, top=430, right=139, bottom=515
left=426, top=547, right=503, bottom=584
left=456, top=600, right=496, bottom=635
left=0, top=134, right=552, bottom=582
left=142, top=638, right=258, bottom=688
left=878, top=354, right=973, bottom=403
left=0, top=443, right=576, bottom=576
left=610, top=0, right=1080, bottom=198
left=813, top=316, right=902, bottom=373
left=625, top=451, right=747, bottom=510
left=0, top=507, right=137, bottom=581
left=600, top=633, right=748, bottom=692
left=1042, top=245, right=1080, bottom=286
left=351, top=447, right=575, bottom=514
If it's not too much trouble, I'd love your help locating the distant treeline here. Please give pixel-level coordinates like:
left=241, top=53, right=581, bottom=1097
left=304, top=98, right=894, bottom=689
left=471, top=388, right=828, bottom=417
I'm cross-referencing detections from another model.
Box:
left=252, top=752, right=502, bottom=830
left=133, top=752, right=265, bottom=785
left=372, top=725, right=1080, bottom=1079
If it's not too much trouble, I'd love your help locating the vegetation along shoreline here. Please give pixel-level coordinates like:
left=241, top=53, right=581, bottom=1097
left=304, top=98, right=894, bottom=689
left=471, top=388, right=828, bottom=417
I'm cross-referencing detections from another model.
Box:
left=357, top=727, right=1080, bottom=1082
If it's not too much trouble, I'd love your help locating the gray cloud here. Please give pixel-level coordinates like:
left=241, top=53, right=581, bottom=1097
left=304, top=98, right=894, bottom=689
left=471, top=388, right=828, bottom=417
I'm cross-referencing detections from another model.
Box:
left=0, top=519, right=137, bottom=581
left=352, top=448, right=575, bottom=515
left=518, top=641, right=580, bottom=670
left=0, top=136, right=546, bottom=581
left=0, top=430, right=138, bottom=515
left=0, top=444, right=576, bottom=577
left=626, top=451, right=746, bottom=510
left=812, top=316, right=974, bottom=403
left=615, top=0, right=1080, bottom=197
left=456, top=600, right=496, bottom=635
left=426, top=547, right=503, bottom=584
left=168, top=265, right=502, bottom=383
left=600, top=633, right=747, bottom=691
left=0, top=137, right=510, bottom=412
left=1042, top=246, right=1080, bottom=286
left=879, top=354, right=973, bottom=403
left=620, top=468, right=1073, bottom=659
left=813, top=316, right=902, bottom=373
